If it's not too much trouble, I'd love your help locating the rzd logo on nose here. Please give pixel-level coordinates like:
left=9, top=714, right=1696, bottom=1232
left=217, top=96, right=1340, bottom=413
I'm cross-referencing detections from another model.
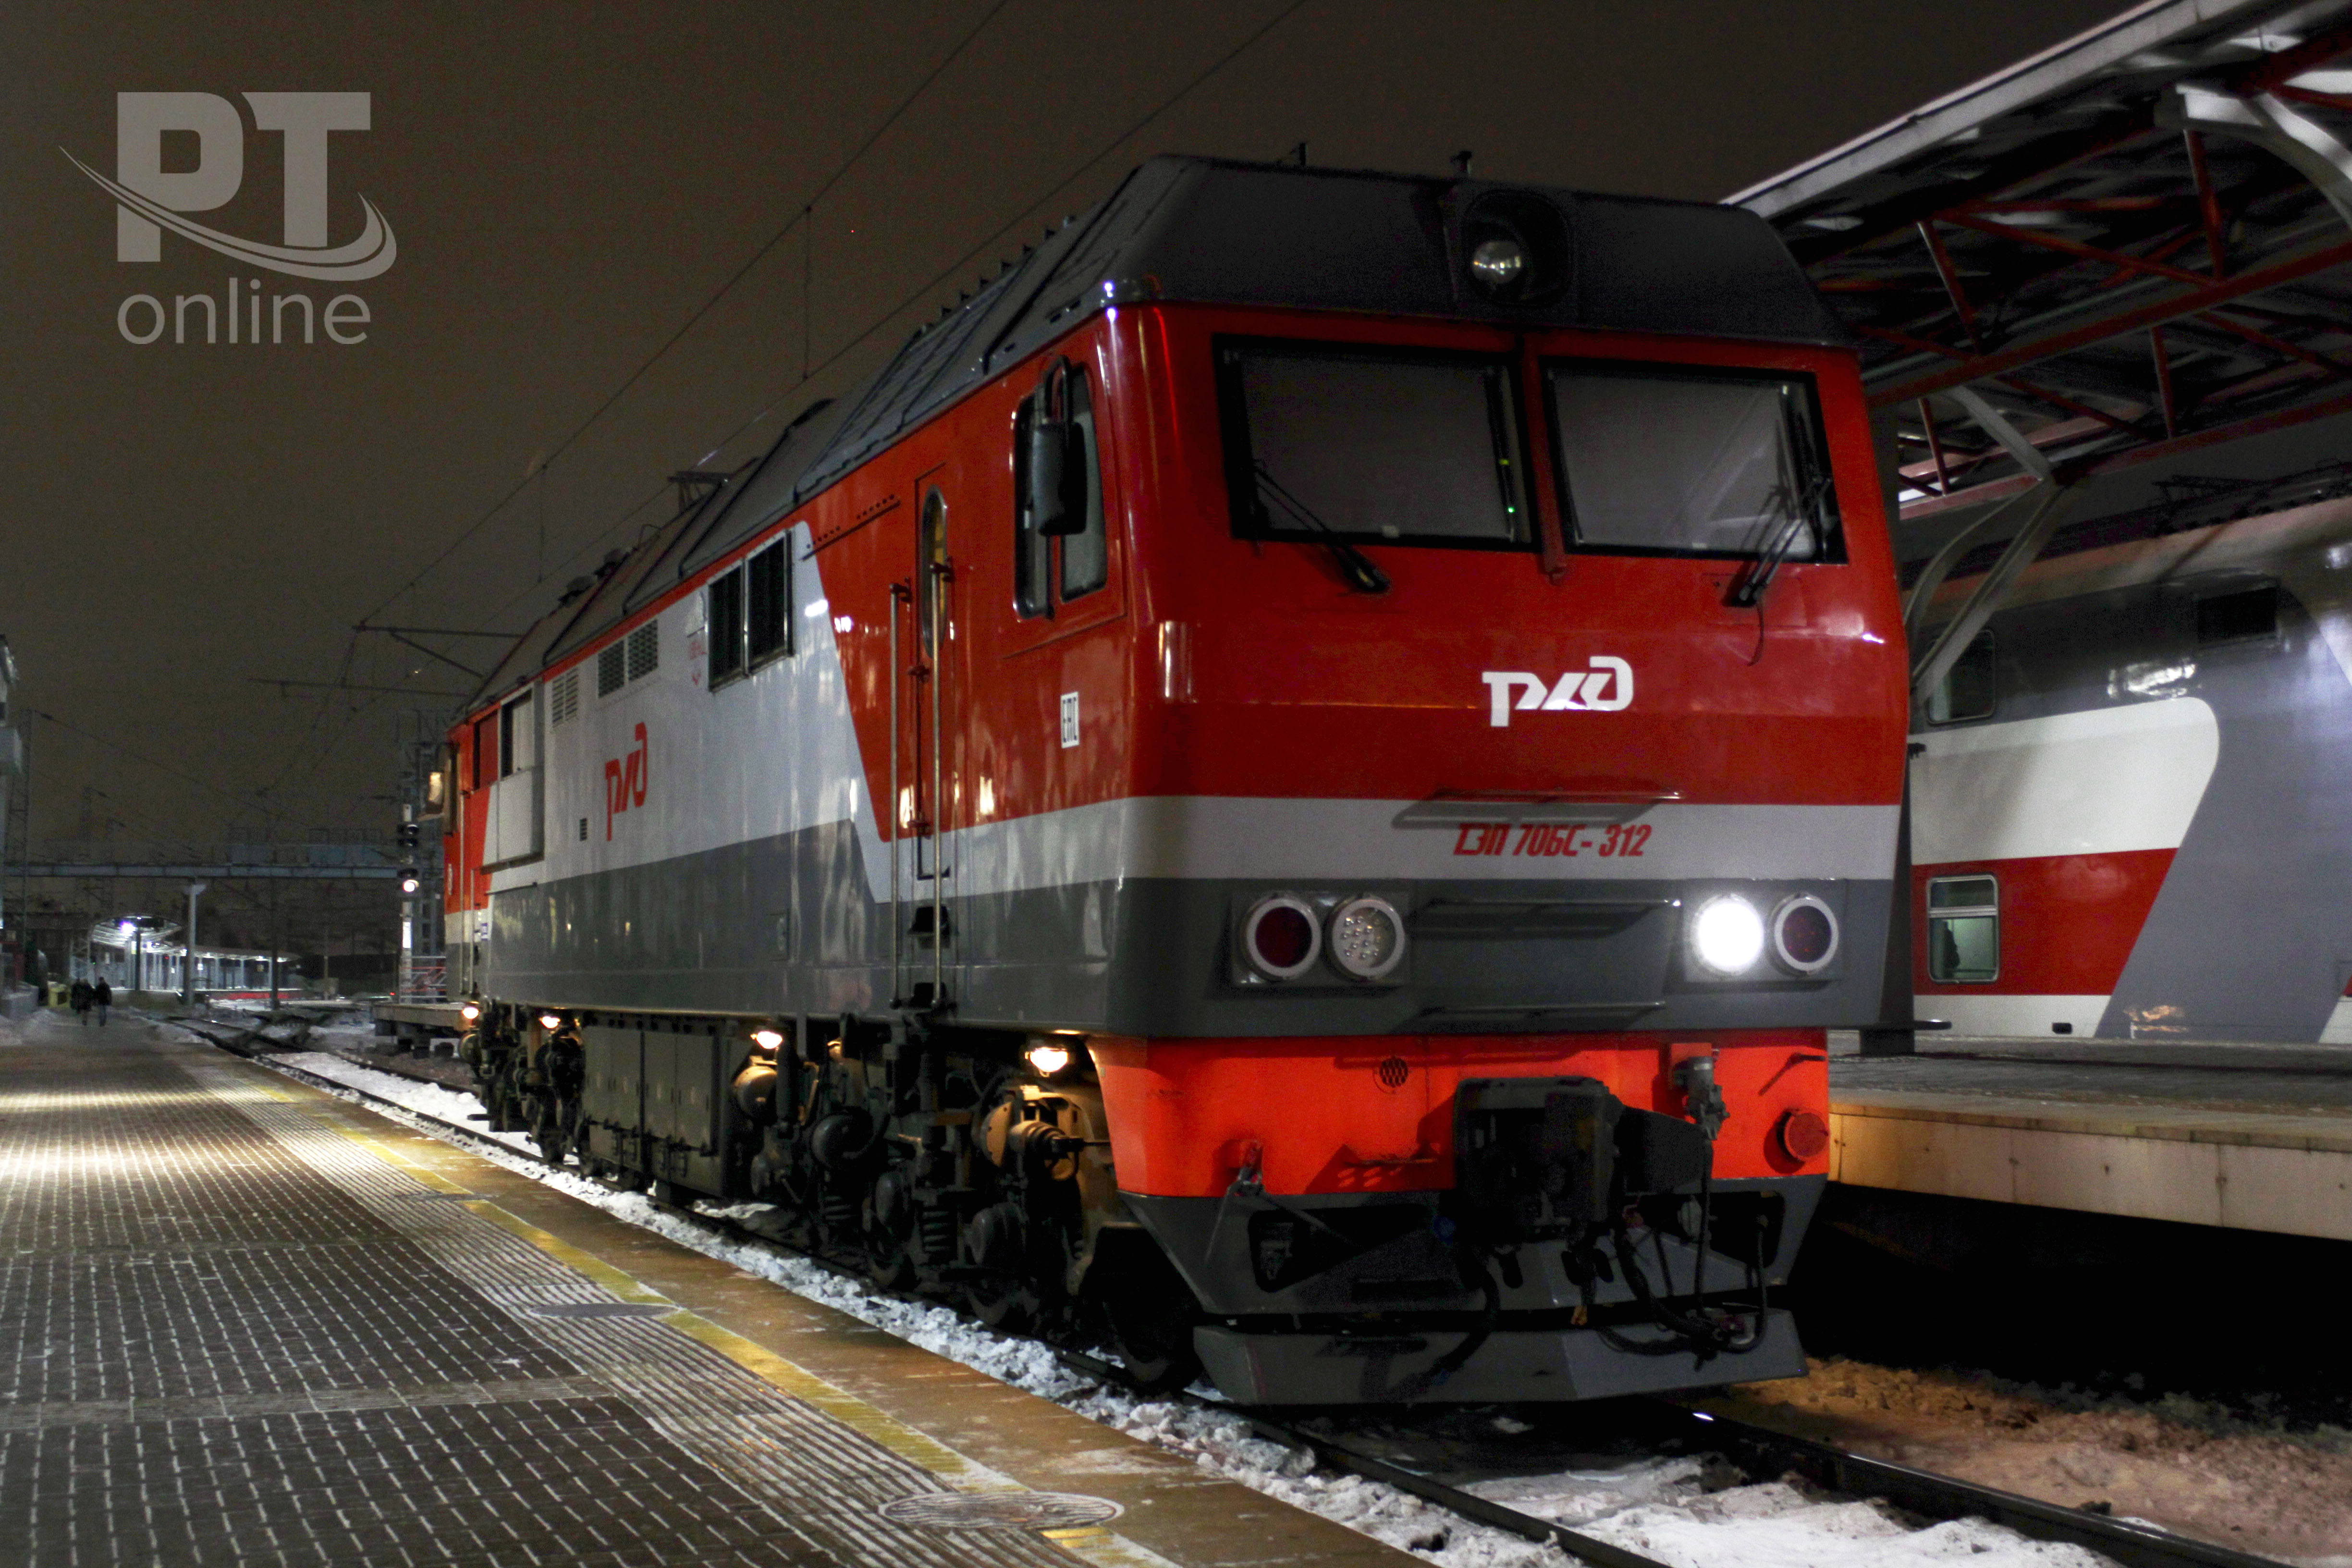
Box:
left=1482, top=659, right=1633, bottom=727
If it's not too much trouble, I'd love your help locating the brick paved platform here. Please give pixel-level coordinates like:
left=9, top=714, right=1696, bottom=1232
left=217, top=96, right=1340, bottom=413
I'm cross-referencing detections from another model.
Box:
left=0, top=1014, right=1411, bottom=1568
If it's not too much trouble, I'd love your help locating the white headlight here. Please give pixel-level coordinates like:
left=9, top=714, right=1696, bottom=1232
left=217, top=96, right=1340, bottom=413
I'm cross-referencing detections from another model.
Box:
left=1328, top=896, right=1407, bottom=981
left=1026, top=1042, right=1071, bottom=1076
left=1691, top=896, right=1766, bottom=976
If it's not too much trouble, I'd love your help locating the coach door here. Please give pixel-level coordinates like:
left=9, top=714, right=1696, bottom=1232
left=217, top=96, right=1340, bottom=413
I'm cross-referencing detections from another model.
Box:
left=902, top=479, right=960, bottom=1005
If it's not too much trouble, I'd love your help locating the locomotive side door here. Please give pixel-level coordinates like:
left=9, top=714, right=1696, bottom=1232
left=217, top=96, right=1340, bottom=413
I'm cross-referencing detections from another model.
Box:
left=903, top=474, right=962, bottom=1005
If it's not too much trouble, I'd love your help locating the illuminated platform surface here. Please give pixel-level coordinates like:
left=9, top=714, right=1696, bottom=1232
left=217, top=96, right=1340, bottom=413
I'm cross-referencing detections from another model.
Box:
left=0, top=1019, right=1411, bottom=1568
left=1829, top=1036, right=2352, bottom=1240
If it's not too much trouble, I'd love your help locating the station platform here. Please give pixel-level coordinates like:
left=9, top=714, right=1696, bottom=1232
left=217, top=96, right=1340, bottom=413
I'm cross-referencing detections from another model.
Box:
left=1828, top=1035, right=2352, bottom=1241
left=0, top=1015, right=1412, bottom=1568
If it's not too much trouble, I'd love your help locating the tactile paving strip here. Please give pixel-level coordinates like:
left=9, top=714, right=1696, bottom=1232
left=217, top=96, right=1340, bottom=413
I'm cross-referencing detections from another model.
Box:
left=184, top=1061, right=1143, bottom=1568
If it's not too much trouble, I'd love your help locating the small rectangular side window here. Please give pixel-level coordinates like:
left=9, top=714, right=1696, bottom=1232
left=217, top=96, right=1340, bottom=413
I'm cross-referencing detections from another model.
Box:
left=502, top=692, right=534, bottom=774
left=1927, top=629, right=1997, bottom=724
left=1012, top=401, right=1052, bottom=619
left=709, top=568, right=745, bottom=686
left=1061, top=371, right=1108, bottom=600
left=1926, top=874, right=1999, bottom=982
left=472, top=714, right=497, bottom=789
left=747, top=543, right=791, bottom=662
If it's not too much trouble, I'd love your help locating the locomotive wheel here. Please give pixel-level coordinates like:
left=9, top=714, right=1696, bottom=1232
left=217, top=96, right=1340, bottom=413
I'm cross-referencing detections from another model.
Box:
left=964, top=1276, right=1034, bottom=1333
left=866, top=1239, right=917, bottom=1292
left=1097, top=1249, right=1203, bottom=1392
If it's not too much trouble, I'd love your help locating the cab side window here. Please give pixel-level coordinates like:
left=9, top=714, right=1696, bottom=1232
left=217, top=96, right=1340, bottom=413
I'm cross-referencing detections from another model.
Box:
left=1013, top=361, right=1106, bottom=618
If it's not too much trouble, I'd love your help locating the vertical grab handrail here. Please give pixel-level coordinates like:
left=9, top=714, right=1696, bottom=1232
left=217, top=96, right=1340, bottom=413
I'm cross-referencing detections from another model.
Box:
left=888, top=580, right=909, bottom=1006
left=928, top=557, right=951, bottom=1007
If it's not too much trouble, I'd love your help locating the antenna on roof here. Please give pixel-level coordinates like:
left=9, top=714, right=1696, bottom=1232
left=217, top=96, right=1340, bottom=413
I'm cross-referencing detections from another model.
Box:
left=1287, top=141, right=1309, bottom=167
left=1451, top=149, right=1474, bottom=177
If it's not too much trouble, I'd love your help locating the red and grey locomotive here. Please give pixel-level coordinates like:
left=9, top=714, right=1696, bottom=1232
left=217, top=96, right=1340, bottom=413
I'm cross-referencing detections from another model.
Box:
left=432, top=156, right=1908, bottom=1403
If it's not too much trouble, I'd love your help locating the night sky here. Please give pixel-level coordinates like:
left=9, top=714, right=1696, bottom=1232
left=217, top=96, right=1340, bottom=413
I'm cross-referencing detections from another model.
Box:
left=0, top=1, right=2132, bottom=891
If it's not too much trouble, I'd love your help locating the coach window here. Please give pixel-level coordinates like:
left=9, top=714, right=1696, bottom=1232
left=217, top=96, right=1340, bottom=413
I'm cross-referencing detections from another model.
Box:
left=1926, top=875, right=1999, bottom=983
left=709, top=565, right=746, bottom=686
left=1927, top=630, right=1996, bottom=724
left=747, top=541, right=792, bottom=665
left=1013, top=362, right=1106, bottom=617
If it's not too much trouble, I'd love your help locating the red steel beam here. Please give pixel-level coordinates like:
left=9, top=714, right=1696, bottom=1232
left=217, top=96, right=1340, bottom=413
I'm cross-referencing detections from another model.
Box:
left=2234, top=20, right=2352, bottom=94
left=1918, top=220, right=1986, bottom=350
left=2184, top=130, right=2228, bottom=279
left=2150, top=327, right=2179, bottom=438
left=1945, top=212, right=2209, bottom=287
left=1899, top=385, right=2352, bottom=521
left=1868, top=235, right=2352, bottom=406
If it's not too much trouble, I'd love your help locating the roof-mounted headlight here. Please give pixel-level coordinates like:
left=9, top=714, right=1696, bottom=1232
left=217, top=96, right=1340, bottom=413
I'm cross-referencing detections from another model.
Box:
left=1468, top=237, right=1528, bottom=293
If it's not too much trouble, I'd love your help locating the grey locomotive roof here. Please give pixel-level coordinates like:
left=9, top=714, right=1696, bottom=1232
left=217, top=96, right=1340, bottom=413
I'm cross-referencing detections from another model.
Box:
left=468, top=154, right=1839, bottom=706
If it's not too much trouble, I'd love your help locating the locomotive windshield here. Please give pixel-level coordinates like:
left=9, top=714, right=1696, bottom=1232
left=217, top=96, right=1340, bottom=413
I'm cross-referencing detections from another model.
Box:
left=1218, top=340, right=1531, bottom=550
left=1547, top=363, right=1841, bottom=561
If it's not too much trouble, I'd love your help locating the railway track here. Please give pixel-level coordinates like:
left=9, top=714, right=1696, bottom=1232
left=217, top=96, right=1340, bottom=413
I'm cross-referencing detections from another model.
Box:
left=183, top=1019, right=2285, bottom=1568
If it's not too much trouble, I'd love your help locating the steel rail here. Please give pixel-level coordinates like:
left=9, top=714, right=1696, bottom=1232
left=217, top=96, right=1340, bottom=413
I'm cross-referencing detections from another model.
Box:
left=182, top=1022, right=2289, bottom=1568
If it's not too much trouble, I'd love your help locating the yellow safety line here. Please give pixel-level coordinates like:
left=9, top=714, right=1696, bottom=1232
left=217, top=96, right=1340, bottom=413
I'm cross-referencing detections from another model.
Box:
left=267, top=1078, right=1184, bottom=1568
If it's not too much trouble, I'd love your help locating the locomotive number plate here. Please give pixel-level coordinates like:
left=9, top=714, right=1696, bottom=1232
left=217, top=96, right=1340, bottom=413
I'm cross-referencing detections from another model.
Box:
left=1449, top=822, right=1653, bottom=858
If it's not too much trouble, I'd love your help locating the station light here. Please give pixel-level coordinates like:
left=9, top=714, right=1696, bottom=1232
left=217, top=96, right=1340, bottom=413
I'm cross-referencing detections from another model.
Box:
left=1690, top=896, right=1766, bottom=977
left=1025, top=1041, right=1071, bottom=1076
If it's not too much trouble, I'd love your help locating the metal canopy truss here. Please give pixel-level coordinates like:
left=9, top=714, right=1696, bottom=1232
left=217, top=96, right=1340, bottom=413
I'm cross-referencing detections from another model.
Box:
left=1736, top=0, right=2352, bottom=527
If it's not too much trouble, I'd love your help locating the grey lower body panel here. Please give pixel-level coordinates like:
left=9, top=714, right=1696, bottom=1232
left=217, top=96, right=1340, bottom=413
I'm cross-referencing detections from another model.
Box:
left=1193, top=1311, right=1806, bottom=1405
left=484, top=818, right=1894, bottom=1036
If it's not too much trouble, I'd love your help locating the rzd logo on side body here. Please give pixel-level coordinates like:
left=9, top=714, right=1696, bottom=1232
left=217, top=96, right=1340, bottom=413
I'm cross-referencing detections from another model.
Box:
left=604, top=723, right=649, bottom=841
left=1482, top=659, right=1633, bottom=727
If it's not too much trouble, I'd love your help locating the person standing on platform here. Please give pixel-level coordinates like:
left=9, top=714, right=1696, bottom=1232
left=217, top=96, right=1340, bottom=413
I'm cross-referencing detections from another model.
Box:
left=93, top=978, right=112, bottom=1027
left=70, top=978, right=91, bottom=1024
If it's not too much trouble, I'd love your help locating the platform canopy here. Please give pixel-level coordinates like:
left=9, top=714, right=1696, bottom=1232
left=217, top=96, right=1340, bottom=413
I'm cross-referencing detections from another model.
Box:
left=1734, top=0, right=2352, bottom=526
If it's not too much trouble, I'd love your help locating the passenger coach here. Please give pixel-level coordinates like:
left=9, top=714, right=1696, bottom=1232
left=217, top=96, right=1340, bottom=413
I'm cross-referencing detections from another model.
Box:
left=430, top=156, right=1909, bottom=1403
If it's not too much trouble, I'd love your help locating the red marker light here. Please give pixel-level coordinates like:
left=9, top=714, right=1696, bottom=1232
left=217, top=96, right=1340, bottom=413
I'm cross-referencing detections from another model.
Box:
left=1243, top=896, right=1321, bottom=980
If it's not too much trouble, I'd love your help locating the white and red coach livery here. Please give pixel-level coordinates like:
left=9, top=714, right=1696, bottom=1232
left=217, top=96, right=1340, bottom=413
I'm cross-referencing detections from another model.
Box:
left=431, top=157, right=1909, bottom=1403
left=1912, top=472, right=2352, bottom=1043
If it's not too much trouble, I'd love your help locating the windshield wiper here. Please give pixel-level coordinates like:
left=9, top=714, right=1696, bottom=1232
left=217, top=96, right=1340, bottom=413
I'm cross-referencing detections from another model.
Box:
left=1727, top=469, right=1831, bottom=609
left=1252, top=462, right=1391, bottom=594
left=1728, top=400, right=1833, bottom=610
